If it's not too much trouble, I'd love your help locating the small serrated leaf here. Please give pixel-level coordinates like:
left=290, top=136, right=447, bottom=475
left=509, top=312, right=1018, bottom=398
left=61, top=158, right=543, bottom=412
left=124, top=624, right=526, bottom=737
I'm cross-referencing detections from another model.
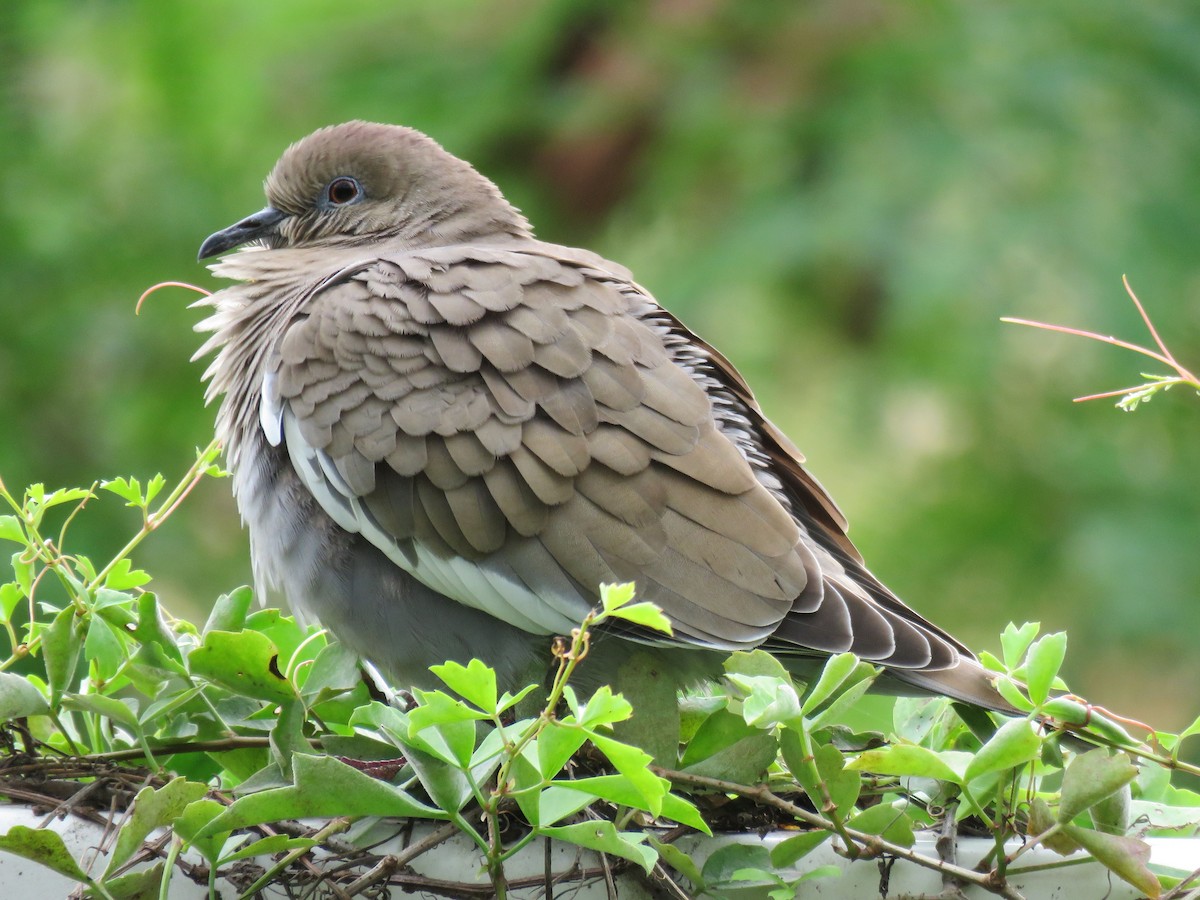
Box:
left=188, top=630, right=296, bottom=702
left=0, top=516, right=24, bottom=544
left=101, top=476, right=143, bottom=506
left=105, top=777, right=209, bottom=876
left=429, top=658, right=497, bottom=712
left=599, top=581, right=637, bottom=613
left=609, top=601, right=673, bottom=634
left=203, top=586, right=254, bottom=635
left=143, top=473, right=166, bottom=506
left=199, top=754, right=441, bottom=837
left=103, top=559, right=151, bottom=590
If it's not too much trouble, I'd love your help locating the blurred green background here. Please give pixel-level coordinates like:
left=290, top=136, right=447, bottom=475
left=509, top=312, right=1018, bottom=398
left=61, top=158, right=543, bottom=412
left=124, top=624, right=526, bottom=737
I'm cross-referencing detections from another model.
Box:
left=1, top=1, right=1197, bottom=726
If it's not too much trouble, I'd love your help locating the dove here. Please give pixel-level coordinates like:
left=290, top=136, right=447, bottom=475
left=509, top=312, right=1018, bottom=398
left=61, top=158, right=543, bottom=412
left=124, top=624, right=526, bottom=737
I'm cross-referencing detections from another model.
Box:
left=194, top=121, right=1008, bottom=710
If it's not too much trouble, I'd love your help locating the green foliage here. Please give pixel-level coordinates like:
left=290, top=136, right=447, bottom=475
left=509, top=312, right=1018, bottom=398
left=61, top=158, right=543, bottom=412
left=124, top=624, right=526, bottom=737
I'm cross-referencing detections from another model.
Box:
left=2, top=1, right=1199, bottom=730
left=2, top=465, right=1199, bottom=897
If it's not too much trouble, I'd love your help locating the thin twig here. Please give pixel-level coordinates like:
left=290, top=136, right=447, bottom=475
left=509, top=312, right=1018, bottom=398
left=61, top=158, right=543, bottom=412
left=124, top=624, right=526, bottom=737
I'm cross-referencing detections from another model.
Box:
left=337, top=822, right=460, bottom=897
left=652, top=766, right=1026, bottom=900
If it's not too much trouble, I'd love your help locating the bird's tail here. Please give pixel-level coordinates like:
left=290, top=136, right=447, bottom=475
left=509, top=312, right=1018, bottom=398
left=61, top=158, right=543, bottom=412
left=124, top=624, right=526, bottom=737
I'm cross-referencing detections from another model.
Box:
left=883, top=655, right=1022, bottom=716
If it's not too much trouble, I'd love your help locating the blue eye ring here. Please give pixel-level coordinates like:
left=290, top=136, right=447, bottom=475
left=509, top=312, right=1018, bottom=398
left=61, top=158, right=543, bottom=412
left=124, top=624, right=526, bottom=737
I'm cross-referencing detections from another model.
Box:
left=326, top=177, right=362, bottom=206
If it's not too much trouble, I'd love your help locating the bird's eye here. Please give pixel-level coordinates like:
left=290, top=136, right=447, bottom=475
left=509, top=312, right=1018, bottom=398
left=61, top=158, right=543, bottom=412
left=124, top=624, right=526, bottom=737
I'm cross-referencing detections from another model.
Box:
left=326, top=177, right=362, bottom=206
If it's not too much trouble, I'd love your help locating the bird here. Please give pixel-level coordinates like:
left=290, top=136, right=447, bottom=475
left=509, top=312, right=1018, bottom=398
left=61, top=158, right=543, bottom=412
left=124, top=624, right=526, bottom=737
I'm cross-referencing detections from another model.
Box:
left=193, top=121, right=1008, bottom=712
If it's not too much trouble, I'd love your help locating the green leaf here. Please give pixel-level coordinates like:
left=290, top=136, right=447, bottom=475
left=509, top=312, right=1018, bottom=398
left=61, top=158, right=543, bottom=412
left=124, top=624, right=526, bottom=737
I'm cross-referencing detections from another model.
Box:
left=892, top=697, right=946, bottom=744
left=0, top=671, right=50, bottom=718
left=200, top=754, right=441, bottom=836
left=1090, top=782, right=1132, bottom=834
left=647, top=835, right=704, bottom=886
left=781, top=734, right=860, bottom=818
left=801, top=652, right=860, bottom=715
left=770, top=830, right=831, bottom=868
left=529, top=785, right=594, bottom=827
left=726, top=674, right=801, bottom=729
left=84, top=616, right=127, bottom=680
left=613, top=651, right=680, bottom=765
left=127, top=593, right=187, bottom=676
left=0, top=515, right=24, bottom=544
left=409, top=689, right=490, bottom=732
left=297, top=643, right=357, bottom=705
left=104, top=559, right=151, bottom=590
left=846, top=744, right=967, bottom=785
left=63, top=692, right=140, bottom=730
left=38, top=486, right=93, bottom=510
left=846, top=802, right=916, bottom=847
left=0, top=582, right=21, bottom=622
left=963, top=718, right=1041, bottom=782
left=1061, top=825, right=1160, bottom=898
left=978, top=650, right=1005, bottom=673
left=590, top=734, right=666, bottom=816
left=994, top=675, right=1036, bottom=713
left=723, top=649, right=791, bottom=681
left=680, top=707, right=779, bottom=784
left=243, top=609, right=306, bottom=664
left=96, top=860, right=165, bottom=899
left=497, top=683, right=539, bottom=714
left=659, top=791, right=711, bottom=834
left=556, top=773, right=655, bottom=809
left=188, top=629, right=296, bottom=702
left=1028, top=796, right=1081, bottom=854
left=403, top=740, right=475, bottom=812
left=43, top=605, right=83, bottom=702
left=0, top=825, right=92, bottom=883
left=702, top=842, right=772, bottom=883
left=105, top=777, right=209, bottom=876
left=539, top=821, right=655, bottom=873
left=599, top=581, right=637, bottom=613
left=1058, top=749, right=1138, bottom=823
left=172, top=798, right=227, bottom=865
left=268, top=697, right=309, bottom=772
left=220, top=833, right=316, bottom=864
left=11, top=552, right=33, bottom=598
left=1000, top=622, right=1040, bottom=670
left=608, top=601, right=673, bottom=634
left=537, top=722, right=588, bottom=777
left=101, top=476, right=144, bottom=506
left=807, top=666, right=879, bottom=730
left=203, top=586, right=254, bottom=635
left=1025, top=632, right=1067, bottom=705
left=429, top=657, right=498, bottom=711
left=143, top=473, right=166, bottom=506
left=577, top=685, right=633, bottom=728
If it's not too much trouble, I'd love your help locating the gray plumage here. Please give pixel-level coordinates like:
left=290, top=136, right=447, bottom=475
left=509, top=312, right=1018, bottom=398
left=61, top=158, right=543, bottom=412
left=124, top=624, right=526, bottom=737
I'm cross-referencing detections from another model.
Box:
left=195, top=121, right=1007, bottom=708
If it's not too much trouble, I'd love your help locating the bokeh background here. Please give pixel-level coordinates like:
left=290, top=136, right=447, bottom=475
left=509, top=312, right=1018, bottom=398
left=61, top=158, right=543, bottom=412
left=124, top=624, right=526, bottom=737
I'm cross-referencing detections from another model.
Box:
left=1, top=1, right=1198, bottom=726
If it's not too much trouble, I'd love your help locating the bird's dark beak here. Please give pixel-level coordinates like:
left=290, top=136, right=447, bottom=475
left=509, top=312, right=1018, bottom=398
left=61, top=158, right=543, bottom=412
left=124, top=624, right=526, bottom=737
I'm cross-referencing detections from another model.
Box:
left=198, top=206, right=288, bottom=260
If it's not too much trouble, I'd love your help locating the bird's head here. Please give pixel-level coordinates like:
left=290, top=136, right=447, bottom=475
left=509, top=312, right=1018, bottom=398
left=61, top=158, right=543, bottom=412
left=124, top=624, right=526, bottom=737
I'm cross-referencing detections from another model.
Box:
left=198, top=121, right=531, bottom=260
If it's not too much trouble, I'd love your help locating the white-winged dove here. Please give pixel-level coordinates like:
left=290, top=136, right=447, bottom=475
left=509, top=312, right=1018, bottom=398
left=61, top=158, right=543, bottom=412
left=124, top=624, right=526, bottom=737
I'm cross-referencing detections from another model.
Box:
left=195, top=121, right=1007, bottom=709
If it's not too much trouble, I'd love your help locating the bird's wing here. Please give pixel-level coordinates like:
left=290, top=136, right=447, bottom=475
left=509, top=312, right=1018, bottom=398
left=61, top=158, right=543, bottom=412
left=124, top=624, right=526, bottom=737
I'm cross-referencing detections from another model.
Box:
left=262, top=242, right=965, bottom=670
left=259, top=244, right=823, bottom=649
left=636, top=303, right=973, bottom=670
